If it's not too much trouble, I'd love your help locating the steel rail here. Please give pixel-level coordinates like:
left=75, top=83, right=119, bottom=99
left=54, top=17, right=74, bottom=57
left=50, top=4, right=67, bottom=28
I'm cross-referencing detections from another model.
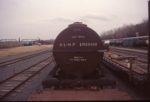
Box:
left=109, top=47, right=148, bottom=63
left=0, top=56, right=54, bottom=100
left=0, top=50, right=50, bottom=67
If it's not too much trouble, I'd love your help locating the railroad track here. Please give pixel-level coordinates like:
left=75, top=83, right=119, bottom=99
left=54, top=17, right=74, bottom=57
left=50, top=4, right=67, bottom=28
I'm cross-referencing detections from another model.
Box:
left=0, top=50, right=50, bottom=67
left=0, top=56, right=54, bottom=100
left=109, top=47, right=148, bottom=63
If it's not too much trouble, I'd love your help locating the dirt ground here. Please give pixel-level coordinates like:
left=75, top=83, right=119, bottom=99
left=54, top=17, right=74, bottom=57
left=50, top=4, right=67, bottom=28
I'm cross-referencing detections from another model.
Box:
left=0, top=45, right=52, bottom=57
left=28, top=89, right=132, bottom=101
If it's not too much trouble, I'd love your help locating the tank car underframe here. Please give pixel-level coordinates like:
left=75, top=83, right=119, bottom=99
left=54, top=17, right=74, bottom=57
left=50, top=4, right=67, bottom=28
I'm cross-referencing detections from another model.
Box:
left=42, top=64, right=116, bottom=90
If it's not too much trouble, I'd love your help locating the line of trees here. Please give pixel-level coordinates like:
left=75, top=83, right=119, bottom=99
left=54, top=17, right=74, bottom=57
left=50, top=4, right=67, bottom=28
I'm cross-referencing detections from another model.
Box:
left=101, top=20, right=148, bottom=40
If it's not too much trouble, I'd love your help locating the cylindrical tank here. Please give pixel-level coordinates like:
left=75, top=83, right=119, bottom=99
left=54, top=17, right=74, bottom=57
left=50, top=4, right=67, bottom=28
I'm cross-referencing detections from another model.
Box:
left=53, top=22, right=104, bottom=78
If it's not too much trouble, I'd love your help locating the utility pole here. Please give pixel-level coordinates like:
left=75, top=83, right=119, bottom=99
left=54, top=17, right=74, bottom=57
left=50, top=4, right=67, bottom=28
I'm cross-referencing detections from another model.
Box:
left=18, top=37, right=20, bottom=42
left=148, top=0, right=150, bottom=79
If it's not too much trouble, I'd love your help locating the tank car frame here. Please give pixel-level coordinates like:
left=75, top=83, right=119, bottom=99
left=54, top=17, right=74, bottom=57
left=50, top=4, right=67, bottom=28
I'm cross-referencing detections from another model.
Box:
left=42, top=64, right=116, bottom=90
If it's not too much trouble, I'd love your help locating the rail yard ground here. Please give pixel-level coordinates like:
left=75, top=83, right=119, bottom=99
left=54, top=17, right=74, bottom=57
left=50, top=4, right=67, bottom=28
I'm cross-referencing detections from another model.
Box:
left=0, top=45, right=54, bottom=101
left=28, top=89, right=132, bottom=101
left=0, top=45, right=149, bottom=101
left=0, top=45, right=52, bottom=58
left=27, top=47, right=149, bottom=101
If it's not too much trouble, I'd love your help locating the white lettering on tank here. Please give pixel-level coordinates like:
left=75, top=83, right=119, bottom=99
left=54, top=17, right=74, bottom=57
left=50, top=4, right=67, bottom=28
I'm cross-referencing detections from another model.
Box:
left=69, top=56, right=87, bottom=62
left=59, top=42, right=76, bottom=47
left=72, top=35, right=85, bottom=39
left=79, top=42, right=98, bottom=47
left=59, top=42, right=98, bottom=47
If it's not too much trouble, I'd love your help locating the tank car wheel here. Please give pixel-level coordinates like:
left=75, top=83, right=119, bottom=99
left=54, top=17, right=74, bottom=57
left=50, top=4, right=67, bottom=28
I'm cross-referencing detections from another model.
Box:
left=42, top=76, right=60, bottom=89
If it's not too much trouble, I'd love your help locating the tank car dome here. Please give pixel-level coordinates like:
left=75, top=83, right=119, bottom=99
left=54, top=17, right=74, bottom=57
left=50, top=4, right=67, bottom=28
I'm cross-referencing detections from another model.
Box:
left=68, top=22, right=87, bottom=28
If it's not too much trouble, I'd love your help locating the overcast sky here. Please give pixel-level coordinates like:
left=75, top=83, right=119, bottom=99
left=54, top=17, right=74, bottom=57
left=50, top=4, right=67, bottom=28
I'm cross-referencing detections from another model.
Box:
left=0, top=0, right=148, bottom=40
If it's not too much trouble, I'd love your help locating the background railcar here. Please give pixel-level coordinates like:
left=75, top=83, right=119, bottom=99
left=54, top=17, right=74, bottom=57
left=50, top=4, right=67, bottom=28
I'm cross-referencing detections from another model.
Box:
left=107, top=36, right=148, bottom=49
